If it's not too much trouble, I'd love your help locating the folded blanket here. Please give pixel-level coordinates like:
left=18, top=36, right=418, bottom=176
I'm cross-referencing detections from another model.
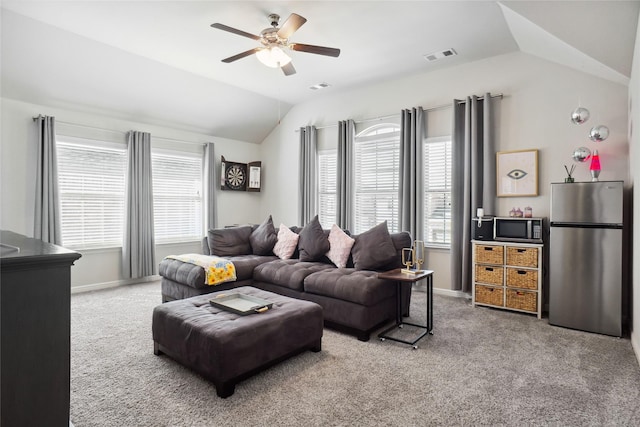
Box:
left=165, top=254, right=236, bottom=286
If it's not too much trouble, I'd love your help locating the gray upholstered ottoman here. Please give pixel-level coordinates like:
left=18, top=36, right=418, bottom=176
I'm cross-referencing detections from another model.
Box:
left=152, top=286, right=323, bottom=398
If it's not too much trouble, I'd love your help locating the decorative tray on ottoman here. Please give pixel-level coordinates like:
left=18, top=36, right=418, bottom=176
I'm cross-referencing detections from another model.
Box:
left=209, top=293, right=273, bottom=315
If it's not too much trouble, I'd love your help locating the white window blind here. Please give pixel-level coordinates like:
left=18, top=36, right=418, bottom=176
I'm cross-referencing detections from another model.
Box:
left=152, top=150, right=203, bottom=243
left=353, top=126, right=400, bottom=234
left=423, top=137, right=452, bottom=246
left=57, top=139, right=126, bottom=249
left=318, top=150, right=337, bottom=229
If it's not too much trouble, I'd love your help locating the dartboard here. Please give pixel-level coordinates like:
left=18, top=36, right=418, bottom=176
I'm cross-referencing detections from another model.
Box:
left=225, top=163, right=246, bottom=191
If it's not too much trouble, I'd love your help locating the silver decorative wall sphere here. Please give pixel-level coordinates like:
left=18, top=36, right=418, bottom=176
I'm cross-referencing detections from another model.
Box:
left=572, top=147, right=592, bottom=163
left=571, top=107, right=590, bottom=124
left=589, top=125, right=610, bottom=142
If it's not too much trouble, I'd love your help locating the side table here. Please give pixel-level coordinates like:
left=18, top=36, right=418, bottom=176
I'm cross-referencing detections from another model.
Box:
left=377, top=268, right=434, bottom=349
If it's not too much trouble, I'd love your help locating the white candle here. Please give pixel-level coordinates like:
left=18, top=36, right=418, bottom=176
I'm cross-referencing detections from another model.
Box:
left=477, top=208, right=484, bottom=218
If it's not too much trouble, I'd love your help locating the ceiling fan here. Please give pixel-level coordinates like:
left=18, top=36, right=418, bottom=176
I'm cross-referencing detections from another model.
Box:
left=211, top=13, right=341, bottom=76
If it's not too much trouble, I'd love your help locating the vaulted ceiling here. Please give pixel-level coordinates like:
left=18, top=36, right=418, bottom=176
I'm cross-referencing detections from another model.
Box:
left=2, top=1, right=638, bottom=143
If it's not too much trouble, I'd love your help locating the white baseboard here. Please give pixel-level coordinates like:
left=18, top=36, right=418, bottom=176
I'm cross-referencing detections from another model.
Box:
left=71, top=275, right=160, bottom=294
left=433, top=288, right=471, bottom=299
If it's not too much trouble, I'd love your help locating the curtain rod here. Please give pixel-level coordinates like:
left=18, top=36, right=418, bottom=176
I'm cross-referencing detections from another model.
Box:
left=32, top=117, right=206, bottom=146
left=295, top=93, right=504, bottom=132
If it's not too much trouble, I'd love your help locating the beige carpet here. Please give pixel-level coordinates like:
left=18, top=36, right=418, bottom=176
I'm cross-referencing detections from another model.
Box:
left=70, top=281, right=640, bottom=426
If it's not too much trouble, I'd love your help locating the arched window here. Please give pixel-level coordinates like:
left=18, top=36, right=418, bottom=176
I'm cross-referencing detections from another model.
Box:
left=353, top=124, right=400, bottom=234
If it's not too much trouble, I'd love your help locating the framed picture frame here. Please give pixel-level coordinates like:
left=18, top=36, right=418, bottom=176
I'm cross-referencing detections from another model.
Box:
left=496, top=149, right=538, bottom=197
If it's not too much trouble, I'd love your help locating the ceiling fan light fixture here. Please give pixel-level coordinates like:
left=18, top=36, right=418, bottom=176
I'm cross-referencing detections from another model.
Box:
left=256, top=46, right=292, bottom=68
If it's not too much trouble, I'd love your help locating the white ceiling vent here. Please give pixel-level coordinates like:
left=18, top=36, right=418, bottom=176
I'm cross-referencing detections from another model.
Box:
left=423, top=48, right=457, bottom=62
left=310, top=82, right=330, bottom=90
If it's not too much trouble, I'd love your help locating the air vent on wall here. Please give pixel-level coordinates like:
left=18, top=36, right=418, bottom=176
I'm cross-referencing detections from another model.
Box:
left=423, top=48, right=457, bottom=62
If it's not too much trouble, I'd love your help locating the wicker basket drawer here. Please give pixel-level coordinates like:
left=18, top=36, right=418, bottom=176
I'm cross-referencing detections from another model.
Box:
left=506, top=289, right=537, bottom=313
left=506, top=247, right=538, bottom=268
left=475, top=265, right=503, bottom=286
left=506, top=268, right=538, bottom=290
left=475, top=245, right=504, bottom=265
left=475, top=285, right=504, bottom=307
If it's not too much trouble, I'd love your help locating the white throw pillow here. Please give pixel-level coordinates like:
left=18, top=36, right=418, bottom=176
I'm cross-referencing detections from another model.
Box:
left=326, top=224, right=355, bottom=268
left=272, top=224, right=300, bottom=260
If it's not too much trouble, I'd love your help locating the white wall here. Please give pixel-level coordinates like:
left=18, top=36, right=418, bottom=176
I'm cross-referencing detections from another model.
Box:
left=629, top=8, right=640, bottom=362
left=260, top=51, right=630, bottom=290
left=2, top=50, right=632, bottom=294
left=0, top=98, right=263, bottom=289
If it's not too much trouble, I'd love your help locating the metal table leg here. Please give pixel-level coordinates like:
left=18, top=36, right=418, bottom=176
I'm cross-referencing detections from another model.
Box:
left=378, top=274, right=433, bottom=349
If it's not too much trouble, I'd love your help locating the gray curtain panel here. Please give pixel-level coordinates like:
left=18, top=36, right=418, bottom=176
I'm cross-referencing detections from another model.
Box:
left=399, top=107, right=425, bottom=241
left=298, top=125, right=318, bottom=226
left=123, top=131, right=156, bottom=278
left=34, top=115, right=62, bottom=244
left=336, top=120, right=355, bottom=231
left=450, top=94, right=496, bottom=292
left=204, top=142, right=217, bottom=232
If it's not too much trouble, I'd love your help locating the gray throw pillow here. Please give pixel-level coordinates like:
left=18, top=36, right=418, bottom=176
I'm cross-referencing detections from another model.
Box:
left=351, top=221, right=397, bottom=270
left=250, top=215, right=277, bottom=255
left=208, top=226, right=252, bottom=256
left=298, top=215, right=330, bottom=262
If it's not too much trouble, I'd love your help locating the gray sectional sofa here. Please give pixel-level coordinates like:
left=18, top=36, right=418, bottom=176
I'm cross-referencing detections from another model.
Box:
left=159, top=216, right=412, bottom=341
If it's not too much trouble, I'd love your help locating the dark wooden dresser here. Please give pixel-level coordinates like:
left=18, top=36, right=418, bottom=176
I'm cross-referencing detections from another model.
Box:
left=0, top=230, right=81, bottom=427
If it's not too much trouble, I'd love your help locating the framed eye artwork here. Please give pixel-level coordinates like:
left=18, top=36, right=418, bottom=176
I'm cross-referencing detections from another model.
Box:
left=496, top=149, right=538, bottom=197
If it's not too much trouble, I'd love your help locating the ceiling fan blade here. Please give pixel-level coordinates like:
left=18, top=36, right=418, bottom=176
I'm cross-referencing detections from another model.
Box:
left=210, top=23, right=261, bottom=41
left=277, top=13, right=307, bottom=39
left=221, top=48, right=262, bottom=63
left=290, top=43, right=340, bottom=57
left=281, top=62, right=296, bottom=76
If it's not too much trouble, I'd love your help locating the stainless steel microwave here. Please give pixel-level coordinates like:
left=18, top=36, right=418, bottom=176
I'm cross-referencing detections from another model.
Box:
left=493, top=217, right=543, bottom=243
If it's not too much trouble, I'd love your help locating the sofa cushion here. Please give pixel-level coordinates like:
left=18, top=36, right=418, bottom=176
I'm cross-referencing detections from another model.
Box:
left=273, top=224, right=300, bottom=259
left=224, top=254, right=279, bottom=281
left=351, top=221, right=397, bottom=270
left=303, top=269, right=396, bottom=306
left=208, top=226, right=252, bottom=256
left=250, top=215, right=277, bottom=255
left=388, top=232, right=412, bottom=270
left=326, top=224, right=355, bottom=268
left=253, top=259, right=335, bottom=291
left=298, top=215, right=330, bottom=262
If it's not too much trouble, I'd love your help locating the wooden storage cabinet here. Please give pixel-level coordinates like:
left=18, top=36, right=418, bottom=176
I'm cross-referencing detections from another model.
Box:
left=472, top=240, right=543, bottom=318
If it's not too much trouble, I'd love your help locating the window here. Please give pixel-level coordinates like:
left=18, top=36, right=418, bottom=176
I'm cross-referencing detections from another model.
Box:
left=57, top=138, right=126, bottom=249
left=152, top=149, right=203, bottom=243
left=353, top=125, right=400, bottom=234
left=317, top=150, right=337, bottom=228
left=423, top=137, right=452, bottom=246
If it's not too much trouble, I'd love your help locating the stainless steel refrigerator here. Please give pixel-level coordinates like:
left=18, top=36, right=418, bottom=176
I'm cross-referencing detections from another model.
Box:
left=549, top=181, right=624, bottom=337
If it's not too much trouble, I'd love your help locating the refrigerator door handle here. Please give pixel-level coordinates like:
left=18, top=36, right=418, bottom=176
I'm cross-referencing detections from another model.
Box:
left=550, top=222, right=623, bottom=229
